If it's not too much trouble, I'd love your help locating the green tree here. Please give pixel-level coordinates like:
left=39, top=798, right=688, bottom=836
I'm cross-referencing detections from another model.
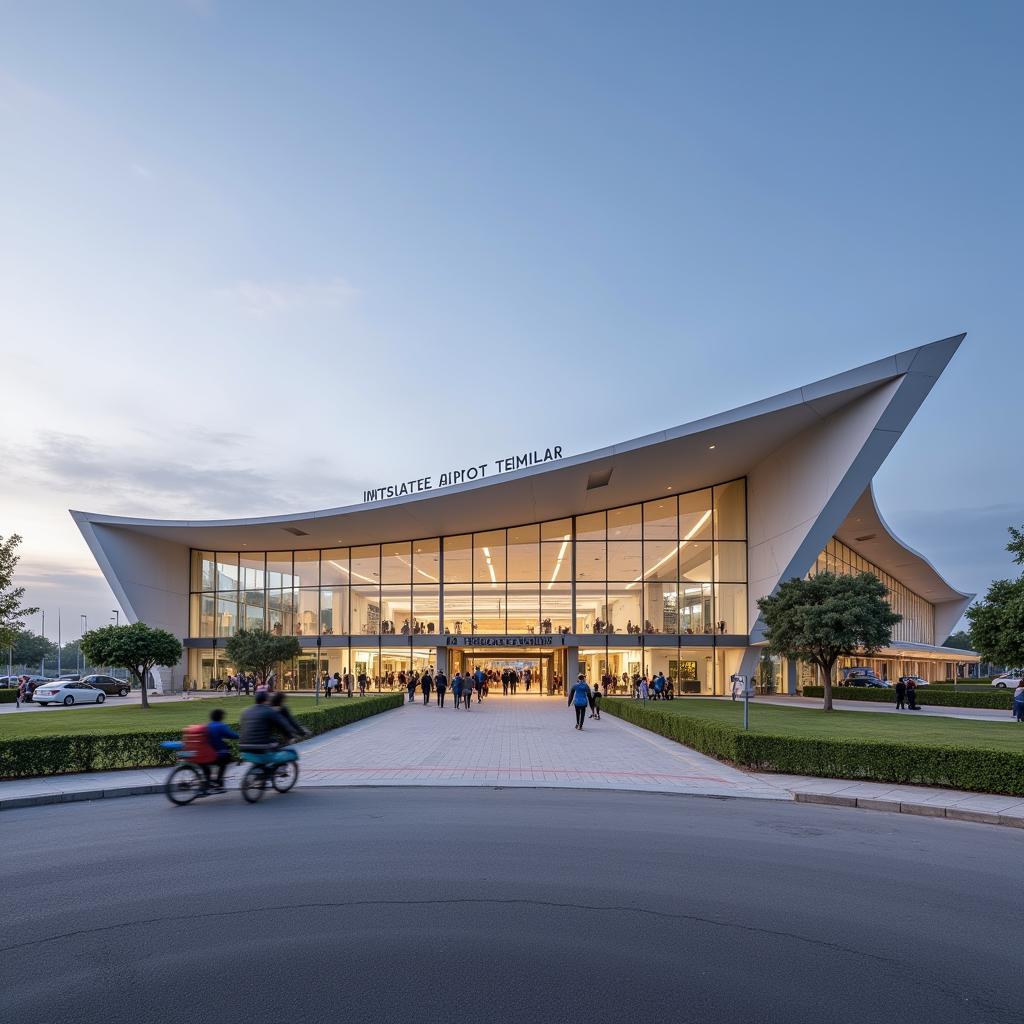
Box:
left=7, top=628, right=56, bottom=668
left=757, top=571, right=902, bottom=711
left=224, top=629, right=301, bottom=685
left=80, top=623, right=182, bottom=709
left=943, top=629, right=975, bottom=651
left=966, top=523, right=1024, bottom=669
left=0, top=535, right=39, bottom=653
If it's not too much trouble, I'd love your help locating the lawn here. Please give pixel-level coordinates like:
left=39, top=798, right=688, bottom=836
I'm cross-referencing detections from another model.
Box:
left=0, top=695, right=381, bottom=740
left=626, top=698, right=1024, bottom=753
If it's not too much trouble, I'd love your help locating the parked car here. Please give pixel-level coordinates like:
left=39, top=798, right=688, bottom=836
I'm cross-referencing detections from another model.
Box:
left=992, top=672, right=1023, bottom=689
left=898, top=675, right=930, bottom=688
left=81, top=674, right=131, bottom=696
left=841, top=668, right=890, bottom=687
left=32, top=680, right=107, bottom=706
left=0, top=676, right=21, bottom=687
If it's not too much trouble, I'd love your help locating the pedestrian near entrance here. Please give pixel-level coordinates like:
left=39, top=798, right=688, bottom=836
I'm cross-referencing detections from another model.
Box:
left=569, top=674, right=591, bottom=730
left=906, top=678, right=919, bottom=710
left=421, top=670, right=433, bottom=705
left=639, top=676, right=650, bottom=701
left=894, top=677, right=907, bottom=710
left=435, top=670, right=448, bottom=707
left=474, top=667, right=485, bottom=703
left=509, top=669, right=518, bottom=695
left=592, top=682, right=602, bottom=720
left=501, top=669, right=510, bottom=695
left=406, top=673, right=417, bottom=703
left=358, top=671, right=367, bottom=697
left=452, top=672, right=463, bottom=708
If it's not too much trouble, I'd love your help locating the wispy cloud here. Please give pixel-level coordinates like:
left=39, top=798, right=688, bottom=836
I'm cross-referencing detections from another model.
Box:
left=219, top=276, right=358, bottom=317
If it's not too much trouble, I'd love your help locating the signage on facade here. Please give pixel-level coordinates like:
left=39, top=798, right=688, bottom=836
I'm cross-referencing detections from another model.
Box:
left=362, top=446, right=564, bottom=504
left=446, top=635, right=561, bottom=648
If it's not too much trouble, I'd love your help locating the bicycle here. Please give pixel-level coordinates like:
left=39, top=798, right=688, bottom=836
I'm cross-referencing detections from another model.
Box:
left=238, top=745, right=300, bottom=803
left=160, top=740, right=228, bottom=805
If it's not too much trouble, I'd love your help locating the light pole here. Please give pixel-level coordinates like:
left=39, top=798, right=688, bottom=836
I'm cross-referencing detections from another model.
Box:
left=79, top=615, right=87, bottom=673
left=40, top=610, right=45, bottom=676
left=112, top=610, right=120, bottom=626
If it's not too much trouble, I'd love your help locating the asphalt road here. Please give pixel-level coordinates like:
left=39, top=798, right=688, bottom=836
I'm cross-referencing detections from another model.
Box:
left=2, top=789, right=1021, bottom=1024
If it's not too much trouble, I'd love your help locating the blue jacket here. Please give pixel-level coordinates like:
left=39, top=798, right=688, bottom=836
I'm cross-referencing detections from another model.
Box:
left=207, top=720, right=238, bottom=753
left=570, top=681, right=591, bottom=707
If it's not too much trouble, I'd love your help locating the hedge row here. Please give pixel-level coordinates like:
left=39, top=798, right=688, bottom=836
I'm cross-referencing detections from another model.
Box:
left=0, top=689, right=18, bottom=704
left=802, top=686, right=1015, bottom=710
left=602, top=699, right=1024, bottom=796
left=0, top=692, right=404, bottom=779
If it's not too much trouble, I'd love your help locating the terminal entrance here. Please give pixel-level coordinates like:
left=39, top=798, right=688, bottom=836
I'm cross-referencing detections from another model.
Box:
left=448, top=648, right=567, bottom=695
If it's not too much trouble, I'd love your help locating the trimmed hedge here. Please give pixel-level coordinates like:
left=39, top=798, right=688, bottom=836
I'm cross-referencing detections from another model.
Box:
left=602, top=699, right=1024, bottom=796
left=802, top=686, right=1015, bottom=710
left=0, top=692, right=404, bottom=779
left=0, top=689, right=18, bottom=704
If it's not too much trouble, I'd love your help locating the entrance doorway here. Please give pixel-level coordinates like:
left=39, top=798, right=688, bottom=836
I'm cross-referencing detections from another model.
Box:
left=448, top=648, right=567, bottom=695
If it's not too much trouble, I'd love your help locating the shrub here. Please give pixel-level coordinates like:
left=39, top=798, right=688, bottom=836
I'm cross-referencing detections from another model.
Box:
left=801, top=686, right=1015, bottom=710
left=0, top=693, right=403, bottom=779
left=601, top=699, right=1024, bottom=796
left=0, top=688, right=18, bottom=704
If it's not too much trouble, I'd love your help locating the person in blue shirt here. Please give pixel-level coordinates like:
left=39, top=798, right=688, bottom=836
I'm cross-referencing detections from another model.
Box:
left=205, top=707, right=238, bottom=791
left=568, top=674, right=592, bottom=730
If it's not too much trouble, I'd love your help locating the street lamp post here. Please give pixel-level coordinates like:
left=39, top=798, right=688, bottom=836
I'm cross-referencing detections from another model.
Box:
left=112, top=610, right=120, bottom=626
left=40, top=610, right=45, bottom=676
left=79, top=614, right=87, bottom=673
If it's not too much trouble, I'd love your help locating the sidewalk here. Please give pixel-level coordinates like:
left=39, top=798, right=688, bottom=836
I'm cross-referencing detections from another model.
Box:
left=738, top=693, right=1012, bottom=723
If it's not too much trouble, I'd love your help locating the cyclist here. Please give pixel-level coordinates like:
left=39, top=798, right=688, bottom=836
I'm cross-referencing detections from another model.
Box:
left=239, top=691, right=295, bottom=751
left=269, top=691, right=311, bottom=740
left=205, top=708, right=238, bottom=792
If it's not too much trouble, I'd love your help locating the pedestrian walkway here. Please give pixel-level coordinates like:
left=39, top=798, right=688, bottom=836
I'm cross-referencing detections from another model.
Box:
left=745, top=694, right=1011, bottom=723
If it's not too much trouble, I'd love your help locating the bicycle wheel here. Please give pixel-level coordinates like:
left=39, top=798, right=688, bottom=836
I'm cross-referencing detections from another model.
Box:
left=271, top=760, right=299, bottom=793
left=241, top=765, right=267, bottom=803
left=165, top=764, right=203, bottom=805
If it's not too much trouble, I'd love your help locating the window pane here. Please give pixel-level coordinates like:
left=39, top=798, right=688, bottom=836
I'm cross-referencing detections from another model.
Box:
left=679, top=489, right=713, bottom=541
left=575, top=582, right=606, bottom=633
left=715, top=583, right=747, bottom=633
left=680, top=540, right=713, bottom=582
left=643, top=498, right=677, bottom=540
left=266, top=552, right=294, bottom=589
left=191, top=593, right=215, bottom=637
left=443, top=583, right=472, bottom=635
left=192, top=551, right=215, bottom=592
left=541, top=518, right=571, bottom=542
left=607, top=582, right=641, bottom=635
left=413, top=586, right=439, bottom=634
left=215, top=553, right=238, bottom=592
left=242, top=589, right=265, bottom=631
left=607, top=541, right=642, bottom=581
left=381, top=541, right=411, bottom=585
left=643, top=540, right=678, bottom=582
left=216, top=596, right=237, bottom=637
left=380, top=585, right=411, bottom=634
left=351, top=584, right=380, bottom=634
left=351, top=545, right=380, bottom=584
left=444, top=535, right=472, bottom=583
left=294, top=550, right=319, bottom=589
left=575, top=542, right=606, bottom=582
left=714, top=542, right=747, bottom=582
left=680, top=584, right=710, bottom=635
left=541, top=583, right=571, bottom=634
left=507, top=524, right=539, bottom=582
left=319, top=587, right=347, bottom=635
left=267, top=589, right=294, bottom=635
left=644, top=583, right=677, bottom=633
left=239, top=552, right=265, bottom=590
left=541, top=540, right=571, bottom=584
left=714, top=479, right=746, bottom=539
left=576, top=511, right=605, bottom=541
left=320, top=548, right=349, bottom=586
left=608, top=504, right=642, bottom=540
left=413, top=538, right=440, bottom=583
left=296, top=588, right=319, bottom=636
left=473, top=530, right=505, bottom=584
left=473, top=584, right=505, bottom=632
left=506, top=582, right=539, bottom=634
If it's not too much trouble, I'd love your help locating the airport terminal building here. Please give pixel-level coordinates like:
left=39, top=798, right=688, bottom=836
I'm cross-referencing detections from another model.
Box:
left=73, top=335, right=978, bottom=694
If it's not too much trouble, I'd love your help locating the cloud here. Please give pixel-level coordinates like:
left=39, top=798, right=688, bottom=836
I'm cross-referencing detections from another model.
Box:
left=219, top=277, right=358, bottom=317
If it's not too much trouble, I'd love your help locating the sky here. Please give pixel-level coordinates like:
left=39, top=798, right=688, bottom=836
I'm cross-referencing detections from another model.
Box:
left=1, top=0, right=1022, bottom=643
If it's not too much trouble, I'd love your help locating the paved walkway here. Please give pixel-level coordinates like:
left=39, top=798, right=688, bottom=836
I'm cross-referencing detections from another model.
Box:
left=747, top=693, right=1012, bottom=722
left=3, top=696, right=1024, bottom=827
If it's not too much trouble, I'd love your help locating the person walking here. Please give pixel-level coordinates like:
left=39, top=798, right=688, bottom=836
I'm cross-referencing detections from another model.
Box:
left=639, top=675, right=650, bottom=701
left=473, top=666, right=485, bottom=703
left=406, top=672, right=417, bottom=704
left=435, top=669, right=448, bottom=707
left=569, top=674, right=591, bottom=730
left=906, top=677, right=919, bottom=710
left=501, top=669, right=510, bottom=696
left=421, top=669, right=433, bottom=705
left=1013, top=681, right=1024, bottom=723
left=358, top=671, right=367, bottom=697
left=587, top=680, right=597, bottom=718
left=462, top=673, right=472, bottom=711
left=509, top=669, right=518, bottom=695
left=343, top=668, right=354, bottom=698
left=894, top=677, right=907, bottom=710
left=452, top=671, right=463, bottom=709
left=322, top=672, right=332, bottom=698
left=592, top=681, right=602, bottom=720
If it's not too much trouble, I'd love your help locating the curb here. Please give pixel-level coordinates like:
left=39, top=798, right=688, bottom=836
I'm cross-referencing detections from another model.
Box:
left=0, top=784, right=163, bottom=811
left=793, top=791, right=1024, bottom=829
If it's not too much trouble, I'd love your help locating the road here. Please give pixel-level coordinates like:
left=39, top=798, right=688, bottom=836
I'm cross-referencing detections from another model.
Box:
left=3, top=790, right=1021, bottom=1023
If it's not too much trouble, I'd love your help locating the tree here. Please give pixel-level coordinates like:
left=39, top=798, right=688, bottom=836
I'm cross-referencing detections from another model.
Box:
left=757, top=571, right=902, bottom=711
left=7, top=628, right=56, bottom=668
left=966, top=523, right=1024, bottom=669
left=80, top=623, right=182, bottom=709
left=224, top=629, right=301, bottom=685
left=0, top=534, right=39, bottom=653
left=943, top=629, right=975, bottom=651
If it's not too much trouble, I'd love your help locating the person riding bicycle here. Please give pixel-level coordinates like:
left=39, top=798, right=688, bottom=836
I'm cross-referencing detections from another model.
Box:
left=205, top=708, right=238, bottom=792
left=269, top=691, right=311, bottom=740
left=239, top=691, right=296, bottom=751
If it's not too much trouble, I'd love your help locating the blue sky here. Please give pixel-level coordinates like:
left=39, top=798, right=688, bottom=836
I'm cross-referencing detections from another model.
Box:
left=1, top=0, right=1021, bottom=636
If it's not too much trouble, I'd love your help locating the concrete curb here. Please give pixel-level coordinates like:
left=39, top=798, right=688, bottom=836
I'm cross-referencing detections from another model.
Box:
left=793, top=791, right=1024, bottom=829
left=0, top=784, right=163, bottom=810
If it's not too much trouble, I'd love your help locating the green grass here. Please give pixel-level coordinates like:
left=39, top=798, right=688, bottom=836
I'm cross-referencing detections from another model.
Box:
left=632, top=698, right=1024, bottom=753
left=0, top=695, right=380, bottom=740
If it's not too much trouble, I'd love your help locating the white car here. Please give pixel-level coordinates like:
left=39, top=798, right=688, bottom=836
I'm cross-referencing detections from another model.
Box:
left=32, top=680, right=107, bottom=706
left=992, top=672, right=1023, bottom=689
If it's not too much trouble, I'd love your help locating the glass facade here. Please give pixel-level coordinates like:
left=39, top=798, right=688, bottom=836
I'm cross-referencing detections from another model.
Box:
left=187, top=479, right=748, bottom=640
left=813, top=538, right=935, bottom=645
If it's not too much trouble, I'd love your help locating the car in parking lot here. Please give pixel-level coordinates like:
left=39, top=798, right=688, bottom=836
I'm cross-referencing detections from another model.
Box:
left=898, top=675, right=930, bottom=688
left=841, top=668, right=890, bottom=687
left=81, top=674, right=131, bottom=696
left=992, top=672, right=1023, bottom=688
left=32, top=680, right=107, bottom=706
